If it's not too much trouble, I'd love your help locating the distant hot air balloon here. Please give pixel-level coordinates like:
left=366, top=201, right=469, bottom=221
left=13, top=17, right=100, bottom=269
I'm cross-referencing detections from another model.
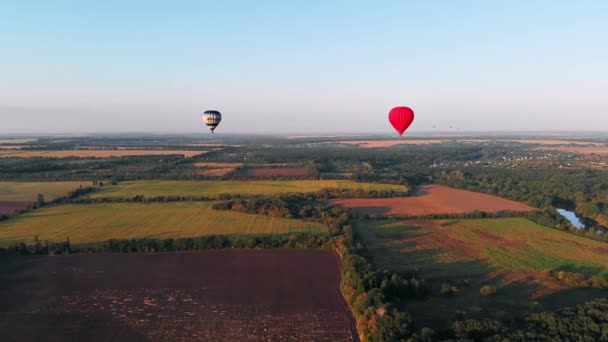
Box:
left=202, top=110, right=222, bottom=134
left=388, top=106, right=415, bottom=137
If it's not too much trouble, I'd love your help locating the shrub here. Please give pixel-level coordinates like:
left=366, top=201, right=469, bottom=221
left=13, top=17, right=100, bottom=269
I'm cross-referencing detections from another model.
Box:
left=480, top=285, right=496, bottom=297
left=440, top=283, right=452, bottom=296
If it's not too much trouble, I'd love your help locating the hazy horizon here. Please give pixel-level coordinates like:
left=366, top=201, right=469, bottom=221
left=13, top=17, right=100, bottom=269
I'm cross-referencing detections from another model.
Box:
left=2, top=1, right=607, bottom=134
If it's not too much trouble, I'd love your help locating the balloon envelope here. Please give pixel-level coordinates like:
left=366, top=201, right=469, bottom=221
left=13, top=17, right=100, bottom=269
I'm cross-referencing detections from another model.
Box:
left=202, top=110, right=222, bottom=133
left=388, top=106, right=414, bottom=136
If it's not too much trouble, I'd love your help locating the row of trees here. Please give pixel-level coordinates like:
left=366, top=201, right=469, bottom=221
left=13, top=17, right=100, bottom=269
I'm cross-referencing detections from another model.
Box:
left=212, top=193, right=355, bottom=235
left=337, top=227, right=431, bottom=341
left=0, top=233, right=330, bottom=256
left=549, top=270, right=608, bottom=289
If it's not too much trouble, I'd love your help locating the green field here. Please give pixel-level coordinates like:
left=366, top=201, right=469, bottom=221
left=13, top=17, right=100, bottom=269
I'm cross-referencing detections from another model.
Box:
left=89, top=180, right=406, bottom=198
left=356, top=218, right=608, bottom=328
left=0, top=202, right=327, bottom=246
left=0, top=181, right=92, bottom=202
left=358, top=218, right=608, bottom=277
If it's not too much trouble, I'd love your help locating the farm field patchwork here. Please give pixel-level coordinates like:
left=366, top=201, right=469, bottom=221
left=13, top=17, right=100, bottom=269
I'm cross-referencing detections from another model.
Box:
left=0, top=150, right=206, bottom=158
left=0, top=250, right=357, bottom=341
left=356, top=217, right=608, bottom=329
left=89, top=180, right=406, bottom=199
left=0, top=202, right=327, bottom=246
left=332, top=184, right=535, bottom=216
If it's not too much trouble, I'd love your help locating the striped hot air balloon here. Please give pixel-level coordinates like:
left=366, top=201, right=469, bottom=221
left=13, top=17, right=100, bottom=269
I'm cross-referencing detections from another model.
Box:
left=202, top=110, right=222, bottom=133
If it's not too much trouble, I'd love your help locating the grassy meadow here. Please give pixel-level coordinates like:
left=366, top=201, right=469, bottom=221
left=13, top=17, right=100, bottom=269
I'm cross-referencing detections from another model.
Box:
left=0, top=202, right=327, bottom=246
left=89, top=180, right=406, bottom=198
left=355, top=217, right=608, bottom=329
left=357, top=218, right=608, bottom=277
left=0, top=181, right=92, bottom=202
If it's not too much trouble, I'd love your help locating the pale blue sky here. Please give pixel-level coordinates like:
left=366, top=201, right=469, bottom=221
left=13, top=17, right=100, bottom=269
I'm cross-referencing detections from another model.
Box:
left=1, top=1, right=607, bottom=134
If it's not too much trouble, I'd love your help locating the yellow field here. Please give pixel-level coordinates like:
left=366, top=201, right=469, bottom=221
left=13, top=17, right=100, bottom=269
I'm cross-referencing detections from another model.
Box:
left=0, top=181, right=92, bottom=202
left=0, top=202, right=327, bottom=246
left=89, top=180, right=407, bottom=198
left=0, top=150, right=205, bottom=158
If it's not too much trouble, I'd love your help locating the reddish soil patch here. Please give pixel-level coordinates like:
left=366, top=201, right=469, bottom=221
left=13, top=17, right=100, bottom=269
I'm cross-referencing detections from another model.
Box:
left=0, top=201, right=30, bottom=215
left=0, top=250, right=357, bottom=342
left=332, top=184, right=536, bottom=216
left=247, top=168, right=308, bottom=178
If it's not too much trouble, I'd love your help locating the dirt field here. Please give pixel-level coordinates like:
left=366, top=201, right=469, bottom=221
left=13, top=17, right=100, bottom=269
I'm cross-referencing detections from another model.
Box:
left=356, top=218, right=608, bottom=329
left=0, top=150, right=206, bottom=158
left=534, top=146, right=608, bottom=155
left=0, top=202, right=327, bottom=246
left=331, top=184, right=535, bottom=216
left=246, top=167, right=309, bottom=177
left=0, top=250, right=357, bottom=341
left=0, top=202, right=30, bottom=215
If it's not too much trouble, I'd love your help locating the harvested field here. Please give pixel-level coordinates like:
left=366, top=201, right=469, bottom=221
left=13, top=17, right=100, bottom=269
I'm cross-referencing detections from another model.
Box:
left=89, top=180, right=406, bottom=199
left=356, top=218, right=608, bottom=329
left=0, top=202, right=30, bottom=215
left=331, top=184, right=535, bottom=216
left=0, top=250, right=357, bottom=341
left=0, top=202, right=327, bottom=246
left=0, top=150, right=205, bottom=158
left=0, top=181, right=91, bottom=202
left=193, top=162, right=242, bottom=176
left=534, top=146, right=608, bottom=155
left=246, top=167, right=308, bottom=178
left=196, top=168, right=236, bottom=176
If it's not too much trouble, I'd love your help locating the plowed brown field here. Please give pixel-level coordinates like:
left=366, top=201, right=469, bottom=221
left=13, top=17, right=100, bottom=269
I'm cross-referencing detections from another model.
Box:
left=0, top=202, right=30, bottom=215
left=0, top=250, right=357, bottom=342
left=331, top=184, right=535, bottom=216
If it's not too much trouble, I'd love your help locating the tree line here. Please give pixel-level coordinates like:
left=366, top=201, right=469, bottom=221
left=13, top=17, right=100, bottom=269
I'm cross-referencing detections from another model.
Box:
left=0, top=233, right=330, bottom=256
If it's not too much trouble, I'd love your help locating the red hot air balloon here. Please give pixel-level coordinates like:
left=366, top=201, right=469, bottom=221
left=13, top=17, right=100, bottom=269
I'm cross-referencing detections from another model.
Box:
left=388, top=106, right=415, bottom=137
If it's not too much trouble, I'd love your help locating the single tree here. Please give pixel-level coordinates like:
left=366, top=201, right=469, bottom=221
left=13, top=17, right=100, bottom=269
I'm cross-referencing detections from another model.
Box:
left=37, top=193, right=45, bottom=206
